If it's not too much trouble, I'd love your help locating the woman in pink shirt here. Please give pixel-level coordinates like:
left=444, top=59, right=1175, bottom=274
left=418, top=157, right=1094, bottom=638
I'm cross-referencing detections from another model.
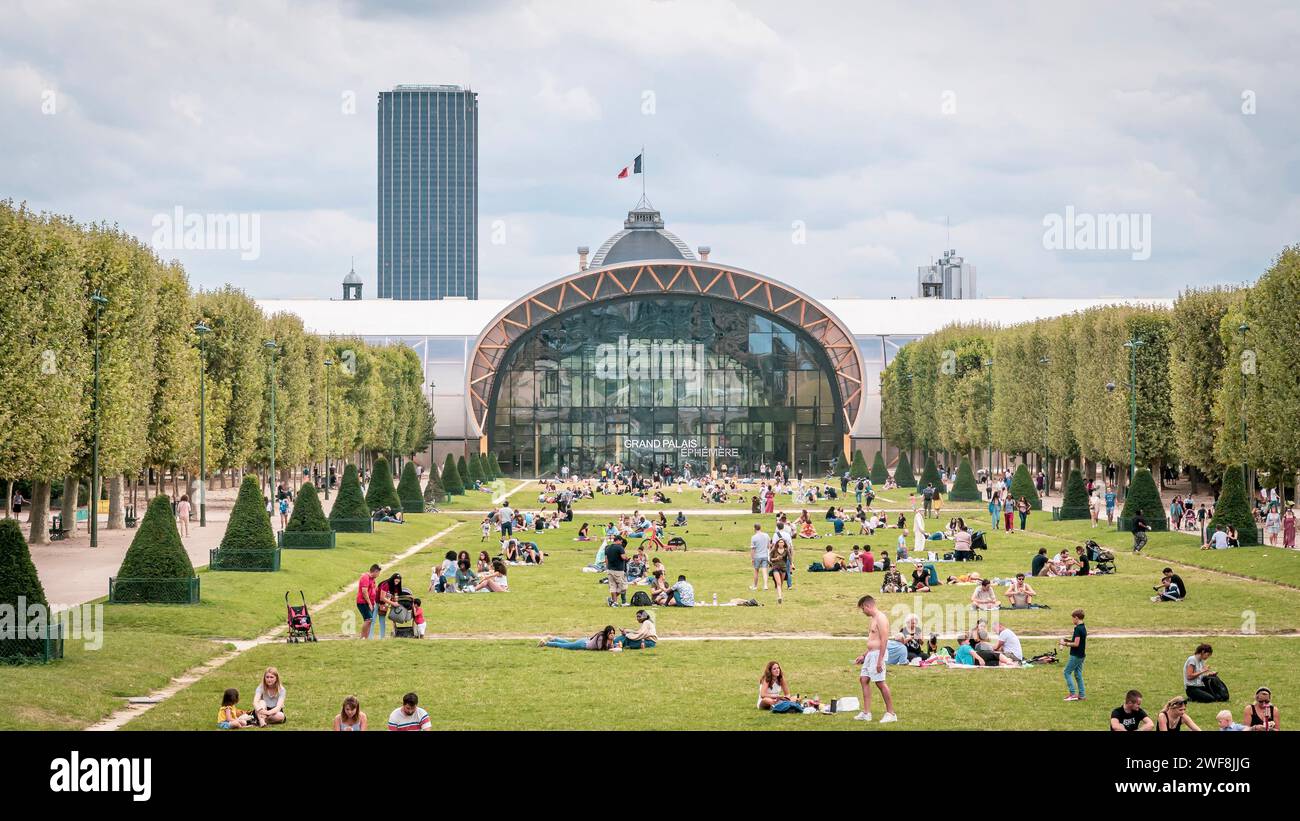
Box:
left=356, top=564, right=379, bottom=639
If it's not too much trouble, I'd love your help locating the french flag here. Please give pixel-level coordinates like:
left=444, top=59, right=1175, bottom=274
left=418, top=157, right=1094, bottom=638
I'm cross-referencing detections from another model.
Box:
left=617, top=154, right=643, bottom=179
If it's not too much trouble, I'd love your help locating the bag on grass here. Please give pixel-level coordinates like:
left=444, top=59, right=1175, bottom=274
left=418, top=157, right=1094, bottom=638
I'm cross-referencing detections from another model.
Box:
left=1203, top=674, right=1230, bottom=702
left=629, top=590, right=653, bottom=607
left=770, top=700, right=803, bottom=714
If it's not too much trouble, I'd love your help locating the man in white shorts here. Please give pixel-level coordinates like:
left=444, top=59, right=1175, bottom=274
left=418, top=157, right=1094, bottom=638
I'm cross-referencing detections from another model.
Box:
left=750, top=523, right=771, bottom=590
left=854, top=595, right=898, bottom=723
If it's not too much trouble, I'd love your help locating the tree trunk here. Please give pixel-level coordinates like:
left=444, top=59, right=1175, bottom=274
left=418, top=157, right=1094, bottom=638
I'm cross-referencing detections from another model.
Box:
left=61, top=476, right=79, bottom=534
left=186, top=474, right=200, bottom=518
left=29, top=481, right=51, bottom=545
left=2, top=479, right=10, bottom=518
left=108, top=474, right=125, bottom=529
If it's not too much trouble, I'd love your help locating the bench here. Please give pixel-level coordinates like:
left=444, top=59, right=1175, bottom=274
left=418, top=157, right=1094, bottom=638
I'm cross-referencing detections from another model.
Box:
left=49, top=514, right=70, bottom=541
left=125, top=505, right=138, bottom=528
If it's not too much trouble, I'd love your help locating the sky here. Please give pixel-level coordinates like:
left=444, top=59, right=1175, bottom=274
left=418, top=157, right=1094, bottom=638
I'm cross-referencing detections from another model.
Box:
left=2, top=0, right=1298, bottom=300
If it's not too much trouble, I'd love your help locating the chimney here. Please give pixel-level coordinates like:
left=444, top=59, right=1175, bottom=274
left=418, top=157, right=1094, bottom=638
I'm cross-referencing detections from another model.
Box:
left=697, top=246, right=711, bottom=261
left=577, top=246, right=589, bottom=271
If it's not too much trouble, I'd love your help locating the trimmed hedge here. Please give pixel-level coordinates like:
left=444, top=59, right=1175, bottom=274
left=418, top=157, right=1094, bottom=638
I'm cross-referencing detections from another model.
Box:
left=423, top=465, right=445, bottom=508
left=1008, top=463, right=1041, bottom=510
left=870, top=451, right=889, bottom=485
left=1209, top=468, right=1258, bottom=546
left=917, top=455, right=943, bottom=498
left=113, top=495, right=198, bottom=602
left=397, top=461, right=424, bottom=513
left=285, top=481, right=330, bottom=533
left=488, top=452, right=504, bottom=480
left=1057, top=468, right=1091, bottom=520
left=442, top=453, right=465, bottom=496
left=1120, top=468, right=1166, bottom=527
left=457, top=456, right=469, bottom=487
left=365, top=457, right=401, bottom=511
left=893, top=452, right=916, bottom=487
left=0, top=518, right=59, bottom=662
left=849, top=450, right=869, bottom=479
left=220, top=476, right=276, bottom=551
left=467, top=453, right=485, bottom=484
left=948, top=458, right=981, bottom=501
left=330, top=463, right=371, bottom=528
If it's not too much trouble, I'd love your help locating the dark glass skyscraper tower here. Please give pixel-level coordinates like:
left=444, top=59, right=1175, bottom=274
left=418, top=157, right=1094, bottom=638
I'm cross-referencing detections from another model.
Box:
left=378, top=85, right=478, bottom=299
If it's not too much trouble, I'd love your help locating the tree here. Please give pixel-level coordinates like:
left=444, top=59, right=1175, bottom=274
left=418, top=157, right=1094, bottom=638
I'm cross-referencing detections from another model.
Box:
left=467, top=453, right=485, bottom=484
left=893, top=452, right=916, bottom=487
left=285, top=481, right=329, bottom=533
left=917, top=454, right=943, bottom=497
left=1058, top=468, right=1090, bottom=519
left=1170, top=288, right=1240, bottom=485
left=870, top=451, right=889, bottom=485
left=423, top=463, right=445, bottom=507
left=948, top=458, right=981, bottom=501
left=1208, top=468, right=1258, bottom=546
left=0, top=518, right=51, bottom=660
left=397, top=461, right=423, bottom=512
left=365, top=456, right=401, bottom=511
left=329, top=463, right=370, bottom=526
left=487, top=452, right=504, bottom=480
left=1120, top=468, right=1166, bottom=528
left=457, top=456, right=469, bottom=487
left=220, top=475, right=276, bottom=551
left=1008, top=463, right=1041, bottom=510
left=849, top=450, right=869, bottom=479
left=442, top=454, right=465, bottom=496
left=117, top=495, right=196, bottom=579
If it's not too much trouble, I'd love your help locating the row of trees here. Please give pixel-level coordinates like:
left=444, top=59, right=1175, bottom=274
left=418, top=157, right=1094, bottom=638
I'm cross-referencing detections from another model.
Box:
left=0, top=201, right=435, bottom=543
left=880, top=245, right=1300, bottom=499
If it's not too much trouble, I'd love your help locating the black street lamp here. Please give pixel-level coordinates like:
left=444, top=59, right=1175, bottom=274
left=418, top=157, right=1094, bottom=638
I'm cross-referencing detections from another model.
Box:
left=89, top=290, right=108, bottom=548
left=264, top=340, right=279, bottom=495
left=1237, top=323, right=1250, bottom=491
left=1038, top=355, right=1051, bottom=494
left=983, top=358, right=994, bottom=482
left=323, top=356, right=333, bottom=499
left=195, top=321, right=211, bottom=527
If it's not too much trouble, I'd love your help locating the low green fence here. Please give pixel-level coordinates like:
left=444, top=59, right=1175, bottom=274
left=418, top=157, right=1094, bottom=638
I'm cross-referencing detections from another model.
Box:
left=330, top=518, right=374, bottom=534
left=1052, top=506, right=1092, bottom=521
left=278, top=530, right=336, bottom=549
left=209, top=547, right=282, bottom=572
left=0, top=619, right=65, bottom=664
left=109, top=576, right=201, bottom=604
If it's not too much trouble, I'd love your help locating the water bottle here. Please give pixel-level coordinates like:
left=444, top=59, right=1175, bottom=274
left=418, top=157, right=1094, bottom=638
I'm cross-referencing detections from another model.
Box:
left=712, top=593, right=718, bottom=606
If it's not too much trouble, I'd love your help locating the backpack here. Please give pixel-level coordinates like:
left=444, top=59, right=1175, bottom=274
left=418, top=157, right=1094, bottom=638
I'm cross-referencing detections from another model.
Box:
left=629, top=590, right=653, bottom=607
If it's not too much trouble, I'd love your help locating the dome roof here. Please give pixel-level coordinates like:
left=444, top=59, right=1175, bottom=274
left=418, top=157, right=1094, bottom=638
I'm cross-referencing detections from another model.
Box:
left=589, top=200, right=696, bottom=267
left=343, top=267, right=362, bottom=285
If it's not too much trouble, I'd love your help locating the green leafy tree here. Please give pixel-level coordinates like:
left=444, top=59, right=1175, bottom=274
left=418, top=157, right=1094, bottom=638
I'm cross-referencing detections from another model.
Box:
left=397, top=461, right=423, bottom=512
left=365, top=456, right=401, bottom=511
left=1008, top=463, right=1041, bottom=509
left=1170, top=288, right=1240, bottom=484
left=870, top=451, right=889, bottom=484
left=948, top=458, right=981, bottom=501
left=849, top=450, right=869, bottom=479
left=917, top=454, right=943, bottom=497
left=285, top=482, right=329, bottom=533
left=1120, top=468, right=1166, bottom=527
left=329, top=463, right=370, bottom=525
left=893, top=452, right=916, bottom=487
left=442, top=454, right=465, bottom=495
left=1208, top=468, right=1257, bottom=546
left=220, top=476, right=276, bottom=550
left=1058, top=468, right=1090, bottom=519
left=117, top=495, right=196, bottom=579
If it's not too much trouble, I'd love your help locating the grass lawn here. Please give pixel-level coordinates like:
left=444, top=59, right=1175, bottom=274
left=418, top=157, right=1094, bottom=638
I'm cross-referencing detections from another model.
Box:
left=434, top=479, right=530, bottom=511
left=124, top=634, right=1294, bottom=731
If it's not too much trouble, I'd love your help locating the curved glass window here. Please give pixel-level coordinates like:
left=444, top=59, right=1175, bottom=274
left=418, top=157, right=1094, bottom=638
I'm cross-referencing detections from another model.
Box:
left=489, top=297, right=843, bottom=476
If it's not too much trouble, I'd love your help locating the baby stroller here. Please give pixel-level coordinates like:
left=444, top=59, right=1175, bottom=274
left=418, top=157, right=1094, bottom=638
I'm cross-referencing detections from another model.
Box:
left=389, top=588, right=417, bottom=638
left=970, top=531, right=988, bottom=552
left=1084, top=539, right=1116, bottom=575
left=285, top=590, right=317, bottom=643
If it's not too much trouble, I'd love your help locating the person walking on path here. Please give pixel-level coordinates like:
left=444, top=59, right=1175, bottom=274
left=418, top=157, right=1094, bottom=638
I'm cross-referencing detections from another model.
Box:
left=853, top=595, right=898, bottom=723
left=749, top=523, right=770, bottom=591
left=176, top=494, right=191, bottom=537
left=1060, top=609, right=1088, bottom=701
left=1132, top=509, right=1150, bottom=553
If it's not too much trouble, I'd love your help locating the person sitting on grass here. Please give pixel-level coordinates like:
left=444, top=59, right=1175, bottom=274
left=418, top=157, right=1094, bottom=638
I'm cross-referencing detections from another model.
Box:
left=862, top=546, right=877, bottom=572
left=1244, top=687, right=1279, bottom=731
left=474, top=559, right=510, bottom=592
left=674, top=511, right=688, bottom=527
left=668, top=574, right=696, bottom=607
left=952, top=634, right=985, bottom=666
left=757, top=660, right=791, bottom=709
left=516, top=540, right=542, bottom=564
left=1005, top=573, right=1036, bottom=607
left=821, top=545, right=848, bottom=571
left=387, top=692, right=431, bottom=731
left=1151, top=567, right=1186, bottom=602
left=848, top=545, right=863, bottom=571
left=1184, top=643, right=1228, bottom=702
left=991, top=621, right=1024, bottom=664
left=909, top=563, right=931, bottom=593
left=615, top=609, right=658, bottom=649
left=477, top=550, right=493, bottom=574
left=1046, top=549, right=1077, bottom=577
left=432, top=550, right=457, bottom=593
left=539, top=625, right=621, bottom=651
left=971, top=578, right=1000, bottom=611
left=577, top=522, right=592, bottom=541
left=1156, top=696, right=1201, bottom=731
left=1217, top=710, right=1248, bottom=731
left=217, top=688, right=254, bottom=730
left=1031, top=547, right=1050, bottom=577
left=650, top=569, right=672, bottom=606
left=253, top=667, right=287, bottom=727
left=1109, top=690, right=1154, bottom=731
left=334, top=695, right=367, bottom=731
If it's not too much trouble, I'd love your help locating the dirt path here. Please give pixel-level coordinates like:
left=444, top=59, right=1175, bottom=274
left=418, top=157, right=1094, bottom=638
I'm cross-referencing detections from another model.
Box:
left=85, top=521, right=463, bottom=731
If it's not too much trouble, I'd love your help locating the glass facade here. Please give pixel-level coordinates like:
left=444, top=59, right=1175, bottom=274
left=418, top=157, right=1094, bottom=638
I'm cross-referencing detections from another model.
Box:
left=488, top=297, right=844, bottom=477
left=377, top=85, right=478, bottom=300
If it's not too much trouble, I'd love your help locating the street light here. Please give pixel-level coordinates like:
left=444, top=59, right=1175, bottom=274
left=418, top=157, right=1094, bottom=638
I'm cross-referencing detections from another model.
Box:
left=1038, top=355, right=1050, bottom=495
left=323, top=357, right=333, bottom=500
left=194, top=321, right=211, bottom=527
left=983, top=358, right=994, bottom=485
left=89, top=290, right=109, bottom=548
left=1237, top=323, right=1250, bottom=492
left=1123, top=338, right=1145, bottom=480
left=264, top=340, right=278, bottom=496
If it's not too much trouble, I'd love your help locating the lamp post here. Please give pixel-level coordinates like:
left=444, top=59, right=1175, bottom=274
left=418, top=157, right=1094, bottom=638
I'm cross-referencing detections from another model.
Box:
left=264, top=340, right=278, bottom=496
left=983, top=358, right=994, bottom=485
left=1038, top=355, right=1050, bottom=492
left=1123, top=338, right=1145, bottom=480
left=323, top=357, right=333, bottom=500
left=1237, top=323, right=1250, bottom=492
left=195, top=321, right=211, bottom=527
left=89, top=290, right=108, bottom=548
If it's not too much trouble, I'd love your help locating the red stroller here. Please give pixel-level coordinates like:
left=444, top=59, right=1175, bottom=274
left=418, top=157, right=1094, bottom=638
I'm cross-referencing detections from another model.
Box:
left=285, top=590, right=317, bottom=643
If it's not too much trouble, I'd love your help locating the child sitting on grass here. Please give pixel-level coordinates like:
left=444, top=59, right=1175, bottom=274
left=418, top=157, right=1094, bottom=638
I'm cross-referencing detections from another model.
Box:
left=218, top=688, right=254, bottom=729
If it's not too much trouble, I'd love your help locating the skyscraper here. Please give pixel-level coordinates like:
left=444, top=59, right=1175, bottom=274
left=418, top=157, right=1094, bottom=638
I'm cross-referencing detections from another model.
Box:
left=377, top=84, right=478, bottom=300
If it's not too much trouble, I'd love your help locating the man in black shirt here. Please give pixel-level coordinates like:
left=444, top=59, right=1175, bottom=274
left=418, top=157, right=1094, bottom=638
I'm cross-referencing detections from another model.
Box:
left=605, top=537, right=629, bottom=607
left=1031, top=548, right=1049, bottom=577
left=1060, top=609, right=1087, bottom=701
left=1132, top=509, right=1149, bottom=553
left=1110, top=690, right=1154, bottom=731
left=1153, top=567, right=1186, bottom=602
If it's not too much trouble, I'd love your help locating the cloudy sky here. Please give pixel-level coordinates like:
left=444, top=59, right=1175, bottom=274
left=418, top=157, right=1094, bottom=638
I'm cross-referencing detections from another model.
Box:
left=2, top=0, right=1298, bottom=300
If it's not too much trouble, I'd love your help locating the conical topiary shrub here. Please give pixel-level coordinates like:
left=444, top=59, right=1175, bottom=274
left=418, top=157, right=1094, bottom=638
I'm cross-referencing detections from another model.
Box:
left=0, top=518, right=61, bottom=661
left=467, top=453, right=485, bottom=484
left=397, top=461, right=424, bottom=513
left=1209, top=468, right=1257, bottom=545
left=1008, top=463, right=1041, bottom=510
left=893, top=451, right=916, bottom=487
left=1056, top=468, right=1091, bottom=519
left=365, top=456, right=401, bottom=512
left=212, top=476, right=280, bottom=571
left=112, top=494, right=199, bottom=602
left=457, top=456, right=469, bottom=486
left=281, top=482, right=335, bottom=548
left=849, top=450, right=869, bottom=479
left=329, top=463, right=373, bottom=533
left=442, top=453, right=465, bottom=496
left=1120, top=467, right=1166, bottom=531
left=948, top=457, right=981, bottom=501
left=488, top=452, right=504, bottom=480
left=423, top=464, right=445, bottom=508
left=917, top=455, right=943, bottom=498
left=870, top=451, right=889, bottom=485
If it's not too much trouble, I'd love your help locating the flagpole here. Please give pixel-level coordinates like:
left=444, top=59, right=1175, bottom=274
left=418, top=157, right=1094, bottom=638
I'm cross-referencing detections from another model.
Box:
left=642, top=144, right=646, bottom=197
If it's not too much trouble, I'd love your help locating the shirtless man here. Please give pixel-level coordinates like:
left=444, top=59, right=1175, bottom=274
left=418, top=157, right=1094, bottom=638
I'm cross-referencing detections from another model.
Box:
left=1004, top=573, right=1037, bottom=607
left=853, top=595, right=898, bottom=723
left=822, top=546, right=848, bottom=571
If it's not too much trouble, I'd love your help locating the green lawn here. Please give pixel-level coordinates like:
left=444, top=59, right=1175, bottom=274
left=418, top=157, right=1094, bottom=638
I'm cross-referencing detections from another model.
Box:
left=433, top=479, right=530, bottom=511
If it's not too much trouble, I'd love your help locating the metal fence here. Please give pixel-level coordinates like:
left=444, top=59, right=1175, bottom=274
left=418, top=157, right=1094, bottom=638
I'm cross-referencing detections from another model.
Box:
left=209, top=547, right=282, bottom=572
left=0, top=618, right=65, bottom=664
left=330, top=518, right=374, bottom=534
left=109, top=576, right=201, bottom=604
left=278, top=530, right=337, bottom=549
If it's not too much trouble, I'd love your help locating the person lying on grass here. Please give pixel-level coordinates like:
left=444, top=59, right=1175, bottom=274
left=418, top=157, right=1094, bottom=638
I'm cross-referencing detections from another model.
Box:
left=539, top=625, right=621, bottom=651
left=615, top=609, right=657, bottom=649
left=217, top=688, right=254, bottom=729
left=334, top=695, right=367, bottom=731
left=474, top=559, right=509, bottom=592
left=253, top=667, right=287, bottom=727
